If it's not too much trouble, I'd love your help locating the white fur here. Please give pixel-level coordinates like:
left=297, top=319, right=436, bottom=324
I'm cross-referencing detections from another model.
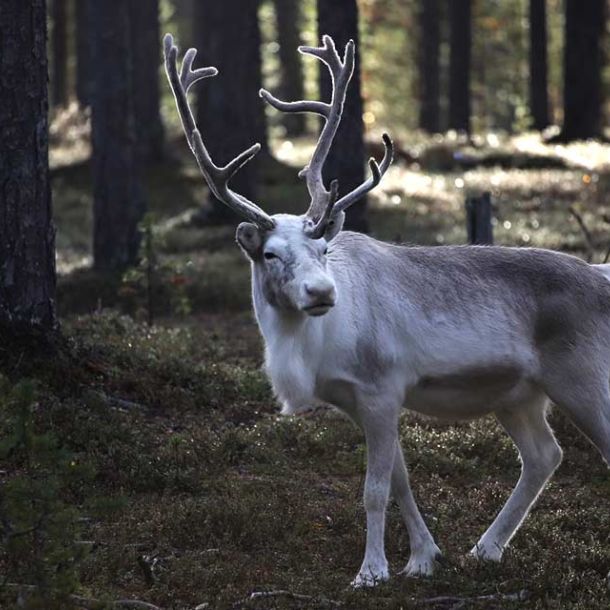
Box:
left=244, top=215, right=610, bottom=587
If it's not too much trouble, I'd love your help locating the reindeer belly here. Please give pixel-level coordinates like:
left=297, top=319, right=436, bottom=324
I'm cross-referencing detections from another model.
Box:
left=405, top=364, right=527, bottom=420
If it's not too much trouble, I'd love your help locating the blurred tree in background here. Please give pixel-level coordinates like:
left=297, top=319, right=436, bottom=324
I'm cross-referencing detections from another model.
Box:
left=529, top=0, right=550, bottom=130
left=91, top=0, right=146, bottom=270
left=417, top=0, right=441, bottom=133
left=448, top=0, right=472, bottom=134
left=317, top=0, right=368, bottom=232
left=51, top=0, right=68, bottom=108
left=129, top=0, right=166, bottom=161
left=274, top=0, right=307, bottom=137
left=193, top=0, right=266, bottom=225
left=558, top=0, right=606, bottom=141
left=75, top=0, right=91, bottom=108
left=0, top=0, right=56, bottom=333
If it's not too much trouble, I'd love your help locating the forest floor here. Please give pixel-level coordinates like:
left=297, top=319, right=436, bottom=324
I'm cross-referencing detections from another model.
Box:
left=2, top=130, right=610, bottom=609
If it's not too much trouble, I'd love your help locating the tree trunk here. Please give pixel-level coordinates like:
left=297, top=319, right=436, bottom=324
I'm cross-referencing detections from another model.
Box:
left=417, top=0, right=441, bottom=133
left=76, top=0, right=91, bottom=107
left=448, top=0, right=471, bottom=133
left=51, top=0, right=68, bottom=107
left=194, top=0, right=266, bottom=224
left=91, top=0, right=146, bottom=270
left=529, top=0, right=550, bottom=130
left=558, top=0, right=606, bottom=141
left=274, top=0, right=306, bottom=137
left=0, top=0, right=57, bottom=330
left=317, top=0, right=368, bottom=233
left=129, top=0, right=165, bottom=161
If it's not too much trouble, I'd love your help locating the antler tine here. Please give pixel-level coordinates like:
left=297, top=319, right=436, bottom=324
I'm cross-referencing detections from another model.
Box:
left=259, top=35, right=355, bottom=226
left=163, top=33, right=275, bottom=230
left=306, top=180, right=339, bottom=239
left=332, top=133, right=394, bottom=217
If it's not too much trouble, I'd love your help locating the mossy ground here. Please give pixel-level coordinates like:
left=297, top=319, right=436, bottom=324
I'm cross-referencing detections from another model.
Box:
left=2, top=132, right=610, bottom=609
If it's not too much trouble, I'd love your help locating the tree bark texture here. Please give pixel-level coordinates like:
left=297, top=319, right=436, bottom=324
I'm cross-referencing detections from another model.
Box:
left=51, top=0, right=68, bottom=107
left=559, top=0, right=606, bottom=141
left=274, top=0, right=306, bottom=137
left=417, top=0, right=441, bottom=133
left=529, top=0, right=550, bottom=130
left=317, top=0, right=368, bottom=233
left=129, top=0, right=165, bottom=161
left=448, top=0, right=471, bottom=133
left=91, top=0, right=146, bottom=270
left=194, top=0, right=266, bottom=224
left=0, top=0, right=57, bottom=330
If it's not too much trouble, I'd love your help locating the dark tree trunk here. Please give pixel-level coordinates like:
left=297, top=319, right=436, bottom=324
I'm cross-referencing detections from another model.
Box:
left=274, top=0, right=306, bottom=137
left=0, top=0, right=57, bottom=330
left=448, top=0, right=471, bottom=133
left=91, top=0, right=146, bottom=270
left=129, top=0, right=165, bottom=161
left=76, top=0, right=92, bottom=107
left=51, top=0, right=68, bottom=107
left=417, top=0, right=441, bottom=133
left=529, top=0, right=550, bottom=130
left=559, top=0, right=606, bottom=141
left=317, top=0, right=368, bottom=233
left=194, top=0, right=266, bottom=224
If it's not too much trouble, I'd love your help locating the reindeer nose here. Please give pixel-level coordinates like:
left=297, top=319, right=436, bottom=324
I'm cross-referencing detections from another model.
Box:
left=304, top=280, right=336, bottom=303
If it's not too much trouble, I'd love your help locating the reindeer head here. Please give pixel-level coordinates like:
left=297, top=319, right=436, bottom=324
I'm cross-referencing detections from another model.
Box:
left=164, top=34, right=392, bottom=316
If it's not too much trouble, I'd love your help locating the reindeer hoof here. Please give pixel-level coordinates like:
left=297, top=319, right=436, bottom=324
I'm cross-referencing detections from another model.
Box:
left=351, top=565, right=390, bottom=588
left=401, top=545, right=443, bottom=577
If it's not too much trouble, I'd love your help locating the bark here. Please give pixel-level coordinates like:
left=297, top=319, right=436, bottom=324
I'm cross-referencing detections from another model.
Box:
left=317, top=0, right=368, bottom=233
left=76, top=0, right=91, bottom=107
left=194, top=0, right=266, bottom=224
left=448, top=0, right=471, bottom=133
left=417, top=0, right=441, bottom=133
left=529, top=0, right=550, bottom=130
left=91, top=0, right=146, bottom=270
left=0, top=0, right=57, bottom=330
left=51, top=0, right=68, bottom=107
left=129, top=0, right=165, bottom=161
left=558, top=0, right=606, bottom=141
left=274, top=0, right=306, bottom=137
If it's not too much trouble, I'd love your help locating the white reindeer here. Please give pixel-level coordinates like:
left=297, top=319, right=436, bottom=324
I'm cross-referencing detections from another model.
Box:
left=164, top=34, right=610, bottom=587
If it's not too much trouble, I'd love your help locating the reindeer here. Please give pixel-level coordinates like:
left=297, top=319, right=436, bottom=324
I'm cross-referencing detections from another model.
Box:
left=164, top=33, right=610, bottom=587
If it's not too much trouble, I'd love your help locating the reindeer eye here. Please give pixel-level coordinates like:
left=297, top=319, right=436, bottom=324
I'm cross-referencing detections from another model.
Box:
left=264, top=252, right=277, bottom=261
left=323, top=248, right=328, bottom=255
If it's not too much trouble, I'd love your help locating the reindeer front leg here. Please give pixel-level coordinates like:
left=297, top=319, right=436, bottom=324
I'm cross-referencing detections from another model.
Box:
left=352, top=408, right=398, bottom=588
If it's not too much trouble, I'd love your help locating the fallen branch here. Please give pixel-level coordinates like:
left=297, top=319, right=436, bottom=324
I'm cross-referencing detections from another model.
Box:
left=412, top=590, right=529, bottom=606
left=4, top=584, right=162, bottom=610
left=233, top=589, right=342, bottom=608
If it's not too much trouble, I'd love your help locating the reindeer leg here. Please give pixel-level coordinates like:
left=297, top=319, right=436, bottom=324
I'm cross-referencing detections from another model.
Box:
left=351, top=407, right=398, bottom=588
left=471, top=394, right=562, bottom=561
left=392, top=442, right=442, bottom=576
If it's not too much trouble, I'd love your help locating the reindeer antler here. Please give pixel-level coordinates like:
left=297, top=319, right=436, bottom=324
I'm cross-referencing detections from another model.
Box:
left=260, top=35, right=393, bottom=236
left=163, top=34, right=275, bottom=230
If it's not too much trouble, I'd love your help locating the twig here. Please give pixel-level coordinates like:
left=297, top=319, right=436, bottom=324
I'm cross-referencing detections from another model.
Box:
left=569, top=206, right=595, bottom=262
left=233, top=589, right=342, bottom=608
left=412, top=590, right=529, bottom=606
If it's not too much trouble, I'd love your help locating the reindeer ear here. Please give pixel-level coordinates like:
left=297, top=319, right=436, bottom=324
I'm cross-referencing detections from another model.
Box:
left=324, top=212, right=344, bottom=241
left=236, top=222, right=263, bottom=259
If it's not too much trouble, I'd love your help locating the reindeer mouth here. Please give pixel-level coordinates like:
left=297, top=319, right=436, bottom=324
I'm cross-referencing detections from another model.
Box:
left=303, top=302, right=334, bottom=316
